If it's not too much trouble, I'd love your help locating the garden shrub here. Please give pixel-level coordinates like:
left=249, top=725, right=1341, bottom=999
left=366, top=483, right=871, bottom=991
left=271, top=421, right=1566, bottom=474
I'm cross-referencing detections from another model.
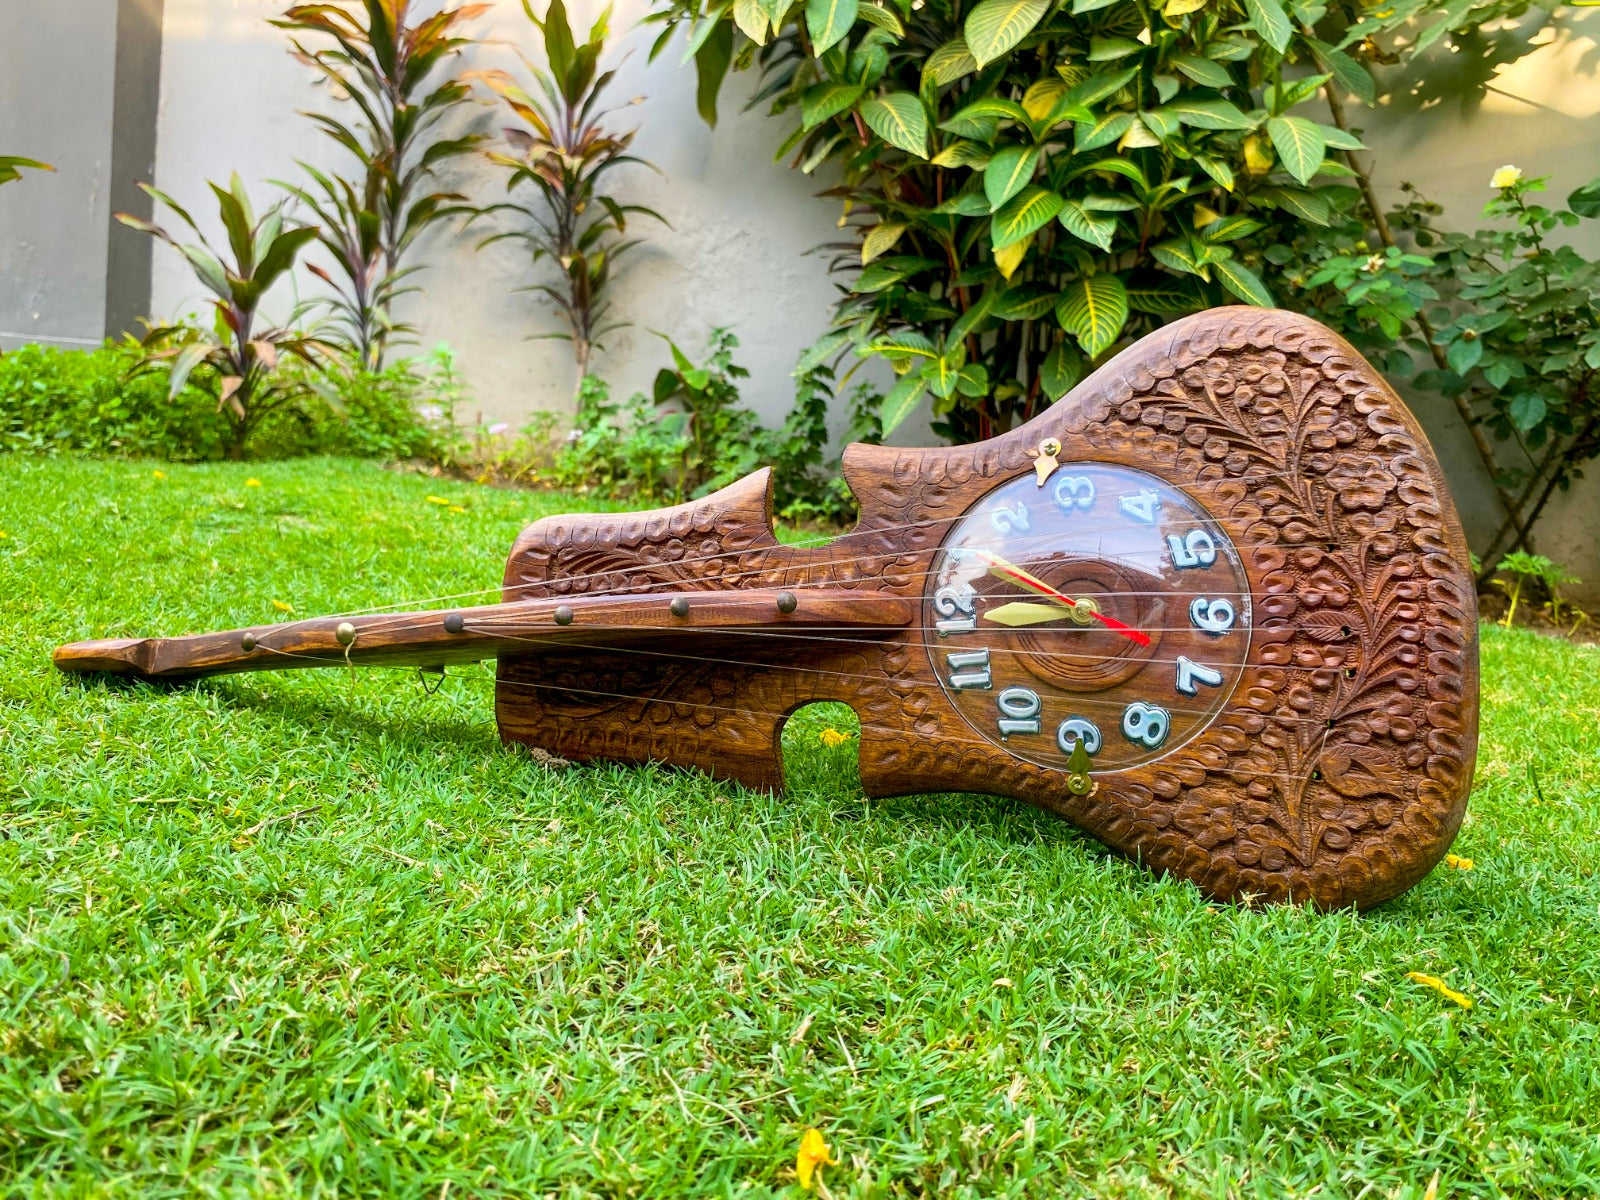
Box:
left=0, top=341, right=443, bottom=463
left=552, top=329, right=880, bottom=524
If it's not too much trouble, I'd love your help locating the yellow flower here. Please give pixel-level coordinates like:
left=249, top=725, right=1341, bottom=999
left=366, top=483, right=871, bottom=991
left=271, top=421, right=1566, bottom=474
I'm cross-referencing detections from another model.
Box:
left=819, top=728, right=852, bottom=748
left=1445, top=853, right=1474, bottom=870
left=426, top=495, right=451, bottom=505
left=1407, top=971, right=1472, bottom=1010
left=246, top=478, right=261, bottom=487
left=1490, top=164, right=1523, bottom=189
left=796, top=1128, right=837, bottom=1191
left=152, top=469, right=167, bottom=480
left=272, top=600, right=294, bottom=614
left=448, top=505, right=468, bottom=514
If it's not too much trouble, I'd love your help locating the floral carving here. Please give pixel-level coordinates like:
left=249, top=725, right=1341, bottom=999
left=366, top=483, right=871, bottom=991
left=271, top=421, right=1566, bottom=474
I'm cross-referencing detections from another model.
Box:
left=492, top=309, right=1476, bottom=911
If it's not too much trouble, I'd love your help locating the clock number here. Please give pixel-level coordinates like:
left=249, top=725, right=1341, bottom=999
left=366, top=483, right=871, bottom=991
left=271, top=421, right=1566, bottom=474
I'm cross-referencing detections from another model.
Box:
left=1051, top=475, right=1095, bottom=514
left=1166, top=529, right=1217, bottom=569
left=1121, top=702, right=1170, bottom=750
left=1056, top=717, right=1102, bottom=756
left=1175, top=656, right=1224, bottom=696
left=1188, top=597, right=1236, bottom=635
left=945, top=648, right=992, bottom=691
left=1118, top=488, right=1160, bottom=524
left=991, top=501, right=1031, bottom=536
left=996, top=687, right=1042, bottom=737
left=934, top=582, right=976, bottom=636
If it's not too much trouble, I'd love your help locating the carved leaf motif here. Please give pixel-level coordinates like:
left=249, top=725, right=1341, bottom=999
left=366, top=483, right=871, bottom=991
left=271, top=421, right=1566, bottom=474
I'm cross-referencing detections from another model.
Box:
left=1319, top=749, right=1395, bottom=799
left=1300, top=612, right=1357, bottom=642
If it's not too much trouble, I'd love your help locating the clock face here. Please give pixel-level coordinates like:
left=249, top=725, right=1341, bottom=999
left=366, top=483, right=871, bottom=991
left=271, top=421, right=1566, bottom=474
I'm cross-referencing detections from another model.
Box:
left=926, top=461, right=1253, bottom=773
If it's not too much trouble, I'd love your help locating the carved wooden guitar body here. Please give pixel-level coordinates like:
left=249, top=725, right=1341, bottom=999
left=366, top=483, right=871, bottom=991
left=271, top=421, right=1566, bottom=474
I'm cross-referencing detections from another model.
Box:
left=56, top=309, right=1479, bottom=909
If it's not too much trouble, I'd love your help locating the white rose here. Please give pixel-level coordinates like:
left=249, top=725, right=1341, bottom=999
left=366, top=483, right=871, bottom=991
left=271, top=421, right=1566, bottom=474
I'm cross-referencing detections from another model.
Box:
left=1490, top=164, right=1523, bottom=189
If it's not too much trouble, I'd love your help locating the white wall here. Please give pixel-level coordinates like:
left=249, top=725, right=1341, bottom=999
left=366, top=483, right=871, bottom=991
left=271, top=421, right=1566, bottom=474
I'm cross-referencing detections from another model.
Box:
left=137, top=1, right=1600, bottom=602
left=0, top=0, right=119, bottom=350
left=153, top=0, right=858, bottom=430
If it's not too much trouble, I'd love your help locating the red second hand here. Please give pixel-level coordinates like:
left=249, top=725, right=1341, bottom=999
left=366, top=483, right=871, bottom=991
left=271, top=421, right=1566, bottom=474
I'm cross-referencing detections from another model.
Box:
left=974, top=550, right=1152, bottom=647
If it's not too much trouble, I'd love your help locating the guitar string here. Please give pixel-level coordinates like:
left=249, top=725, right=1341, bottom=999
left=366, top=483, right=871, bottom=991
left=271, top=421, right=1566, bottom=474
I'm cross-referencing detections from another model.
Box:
left=243, top=469, right=1406, bottom=632
left=244, top=654, right=1349, bottom=792
left=241, top=618, right=1367, bottom=732
left=250, top=511, right=1391, bottom=648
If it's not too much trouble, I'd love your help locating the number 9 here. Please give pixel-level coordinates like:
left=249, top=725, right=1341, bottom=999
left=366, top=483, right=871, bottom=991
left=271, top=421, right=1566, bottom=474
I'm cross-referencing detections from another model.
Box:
left=1121, top=702, right=1170, bottom=750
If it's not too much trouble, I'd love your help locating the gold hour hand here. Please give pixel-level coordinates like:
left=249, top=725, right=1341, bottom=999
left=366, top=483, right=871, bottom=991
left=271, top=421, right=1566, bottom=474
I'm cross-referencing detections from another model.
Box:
left=984, top=601, right=1091, bottom=627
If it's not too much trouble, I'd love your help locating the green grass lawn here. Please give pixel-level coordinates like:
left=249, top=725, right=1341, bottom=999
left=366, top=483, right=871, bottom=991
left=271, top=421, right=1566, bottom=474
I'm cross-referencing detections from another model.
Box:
left=2, top=455, right=1598, bottom=1198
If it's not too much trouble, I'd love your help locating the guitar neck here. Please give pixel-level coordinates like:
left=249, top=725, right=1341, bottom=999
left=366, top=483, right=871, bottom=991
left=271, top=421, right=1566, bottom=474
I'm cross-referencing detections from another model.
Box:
left=52, top=589, right=914, bottom=682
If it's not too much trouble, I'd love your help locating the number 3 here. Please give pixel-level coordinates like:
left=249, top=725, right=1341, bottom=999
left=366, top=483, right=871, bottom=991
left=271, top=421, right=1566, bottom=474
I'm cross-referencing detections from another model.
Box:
left=1121, top=702, right=1170, bottom=749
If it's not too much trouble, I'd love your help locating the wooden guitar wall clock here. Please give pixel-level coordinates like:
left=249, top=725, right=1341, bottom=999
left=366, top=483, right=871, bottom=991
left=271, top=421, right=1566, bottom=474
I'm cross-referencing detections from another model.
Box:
left=56, top=309, right=1479, bottom=909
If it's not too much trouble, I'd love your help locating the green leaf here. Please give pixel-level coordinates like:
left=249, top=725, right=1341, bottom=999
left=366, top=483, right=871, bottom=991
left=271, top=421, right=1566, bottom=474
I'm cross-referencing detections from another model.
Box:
left=1447, top=336, right=1484, bottom=375
left=168, top=342, right=212, bottom=400
left=1040, top=341, right=1083, bottom=399
left=1169, top=53, right=1233, bottom=88
left=924, top=36, right=978, bottom=85
left=1163, top=97, right=1257, bottom=130
left=984, top=144, right=1041, bottom=210
left=861, top=92, right=930, bottom=157
left=734, top=0, right=770, bottom=43
left=1321, top=126, right=1365, bottom=151
left=1127, top=283, right=1203, bottom=314
left=1243, top=0, right=1291, bottom=54
left=694, top=20, right=734, bottom=126
left=1265, top=116, right=1326, bottom=185
left=861, top=223, right=908, bottom=264
left=880, top=371, right=928, bottom=435
left=1214, top=258, right=1274, bottom=307
left=1152, top=239, right=1205, bottom=277
left=807, top=0, right=859, bottom=56
left=1062, top=65, right=1138, bottom=108
left=1056, top=274, right=1128, bottom=358
left=949, top=290, right=996, bottom=345
left=1568, top=178, right=1600, bottom=219
left=991, top=186, right=1063, bottom=250
left=964, top=0, right=1050, bottom=68
left=1057, top=200, right=1118, bottom=251
left=1075, top=112, right=1136, bottom=152
left=1200, top=214, right=1265, bottom=242
left=1509, top=391, right=1547, bottom=431
left=992, top=283, right=1059, bottom=320
left=853, top=255, right=939, bottom=292
left=1256, top=185, right=1331, bottom=226
left=796, top=331, right=851, bottom=373
left=940, top=96, right=1029, bottom=141
left=931, top=139, right=992, bottom=168
left=1311, top=41, right=1376, bottom=106
left=857, top=3, right=904, bottom=35
left=1089, top=36, right=1142, bottom=61
left=871, top=329, right=938, bottom=358
left=802, top=81, right=866, bottom=128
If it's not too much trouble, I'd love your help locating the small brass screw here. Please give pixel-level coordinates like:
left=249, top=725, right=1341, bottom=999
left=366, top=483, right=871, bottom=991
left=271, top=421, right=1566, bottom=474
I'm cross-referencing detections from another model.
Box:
left=554, top=605, right=574, bottom=626
left=670, top=597, right=691, bottom=618
left=777, top=591, right=798, bottom=614
left=335, top=622, right=358, bottom=646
